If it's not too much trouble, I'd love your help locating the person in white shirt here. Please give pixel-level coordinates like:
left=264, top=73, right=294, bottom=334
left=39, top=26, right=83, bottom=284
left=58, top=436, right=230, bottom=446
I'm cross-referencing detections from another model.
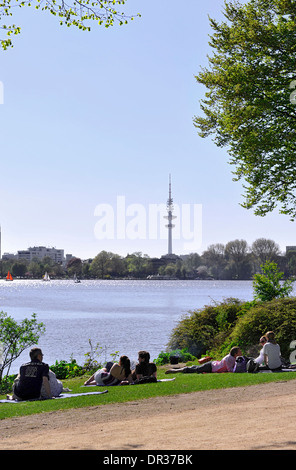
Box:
left=255, top=336, right=267, bottom=364
left=262, top=331, right=282, bottom=370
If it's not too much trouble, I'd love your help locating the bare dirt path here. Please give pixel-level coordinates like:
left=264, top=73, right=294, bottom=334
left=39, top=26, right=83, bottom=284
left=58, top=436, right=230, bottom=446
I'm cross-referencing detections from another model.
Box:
left=1, top=380, right=296, bottom=450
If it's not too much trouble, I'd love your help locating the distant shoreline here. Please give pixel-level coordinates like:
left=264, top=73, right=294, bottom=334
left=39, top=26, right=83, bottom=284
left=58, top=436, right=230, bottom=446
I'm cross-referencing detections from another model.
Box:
left=0, top=277, right=255, bottom=281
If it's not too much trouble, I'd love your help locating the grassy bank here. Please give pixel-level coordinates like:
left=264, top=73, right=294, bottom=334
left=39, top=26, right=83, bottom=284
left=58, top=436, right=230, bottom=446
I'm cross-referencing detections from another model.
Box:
left=1, top=367, right=296, bottom=420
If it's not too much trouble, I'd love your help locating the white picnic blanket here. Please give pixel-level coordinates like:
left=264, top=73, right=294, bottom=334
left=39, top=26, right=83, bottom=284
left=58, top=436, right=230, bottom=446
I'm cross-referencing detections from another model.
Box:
left=83, top=378, right=176, bottom=387
left=0, top=389, right=108, bottom=403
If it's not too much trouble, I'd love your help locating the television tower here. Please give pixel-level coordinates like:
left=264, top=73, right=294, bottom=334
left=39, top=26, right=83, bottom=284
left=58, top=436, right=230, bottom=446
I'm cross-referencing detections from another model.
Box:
left=164, top=174, right=176, bottom=255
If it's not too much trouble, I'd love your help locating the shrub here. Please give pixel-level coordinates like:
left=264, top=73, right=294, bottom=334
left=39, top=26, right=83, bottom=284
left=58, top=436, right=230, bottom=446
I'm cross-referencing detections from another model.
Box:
left=167, top=297, right=296, bottom=361
left=154, top=351, right=171, bottom=365
left=0, top=311, right=45, bottom=382
left=229, top=298, right=296, bottom=359
left=0, top=373, right=17, bottom=394
left=167, top=298, right=245, bottom=357
left=50, top=358, right=84, bottom=379
left=83, top=339, right=104, bottom=372
left=253, top=261, right=294, bottom=302
left=154, top=348, right=196, bottom=365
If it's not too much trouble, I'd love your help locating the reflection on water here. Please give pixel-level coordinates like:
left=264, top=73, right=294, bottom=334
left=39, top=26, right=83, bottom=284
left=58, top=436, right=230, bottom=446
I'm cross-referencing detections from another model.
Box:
left=0, top=279, right=260, bottom=373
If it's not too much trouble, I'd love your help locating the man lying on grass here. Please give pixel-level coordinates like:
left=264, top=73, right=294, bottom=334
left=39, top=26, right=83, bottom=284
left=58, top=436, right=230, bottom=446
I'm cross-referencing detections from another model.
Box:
left=165, top=347, right=242, bottom=374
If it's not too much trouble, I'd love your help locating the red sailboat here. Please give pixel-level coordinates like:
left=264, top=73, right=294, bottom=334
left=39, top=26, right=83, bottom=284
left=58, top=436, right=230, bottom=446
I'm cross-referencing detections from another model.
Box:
left=6, top=271, right=13, bottom=281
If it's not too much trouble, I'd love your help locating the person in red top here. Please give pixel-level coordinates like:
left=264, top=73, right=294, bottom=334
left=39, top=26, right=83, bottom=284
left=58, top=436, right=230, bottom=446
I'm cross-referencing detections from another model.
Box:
left=165, top=347, right=241, bottom=374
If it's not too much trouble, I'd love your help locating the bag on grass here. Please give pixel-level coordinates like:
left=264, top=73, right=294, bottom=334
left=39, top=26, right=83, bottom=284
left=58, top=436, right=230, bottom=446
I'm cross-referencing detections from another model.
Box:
left=233, top=356, right=248, bottom=373
left=246, top=358, right=259, bottom=373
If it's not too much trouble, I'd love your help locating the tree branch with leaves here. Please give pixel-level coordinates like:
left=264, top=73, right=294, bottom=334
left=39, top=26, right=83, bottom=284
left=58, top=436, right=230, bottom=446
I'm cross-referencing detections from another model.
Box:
left=0, top=311, right=45, bottom=382
left=0, top=0, right=140, bottom=50
left=194, top=0, right=296, bottom=219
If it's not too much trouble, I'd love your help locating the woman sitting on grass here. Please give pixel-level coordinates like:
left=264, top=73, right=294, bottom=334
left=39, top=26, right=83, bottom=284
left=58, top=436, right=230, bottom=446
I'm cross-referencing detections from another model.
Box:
left=84, top=355, right=133, bottom=386
left=262, top=331, right=282, bottom=371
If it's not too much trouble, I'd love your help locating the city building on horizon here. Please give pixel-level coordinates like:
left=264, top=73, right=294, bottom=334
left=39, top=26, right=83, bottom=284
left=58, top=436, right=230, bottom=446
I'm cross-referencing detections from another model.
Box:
left=286, top=246, right=296, bottom=254
left=17, top=246, right=67, bottom=264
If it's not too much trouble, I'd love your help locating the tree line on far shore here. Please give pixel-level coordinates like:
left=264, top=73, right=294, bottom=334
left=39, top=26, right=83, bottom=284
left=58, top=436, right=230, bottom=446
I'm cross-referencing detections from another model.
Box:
left=1, top=238, right=296, bottom=281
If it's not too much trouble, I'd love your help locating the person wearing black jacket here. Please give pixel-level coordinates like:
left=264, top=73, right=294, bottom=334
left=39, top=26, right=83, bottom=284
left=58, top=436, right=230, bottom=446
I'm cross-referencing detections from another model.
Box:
left=132, top=350, right=157, bottom=380
left=11, top=347, right=52, bottom=400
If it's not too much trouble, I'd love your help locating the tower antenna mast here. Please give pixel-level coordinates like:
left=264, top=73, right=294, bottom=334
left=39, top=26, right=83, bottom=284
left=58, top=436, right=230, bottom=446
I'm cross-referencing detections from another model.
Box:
left=164, top=174, right=176, bottom=255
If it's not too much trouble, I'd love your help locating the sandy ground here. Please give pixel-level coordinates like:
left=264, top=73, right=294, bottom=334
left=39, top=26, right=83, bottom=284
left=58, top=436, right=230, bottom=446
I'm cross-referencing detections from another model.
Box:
left=1, top=379, right=296, bottom=451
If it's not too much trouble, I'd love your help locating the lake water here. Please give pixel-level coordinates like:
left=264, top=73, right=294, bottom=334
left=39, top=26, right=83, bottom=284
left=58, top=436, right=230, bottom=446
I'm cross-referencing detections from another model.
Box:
left=0, top=279, right=262, bottom=373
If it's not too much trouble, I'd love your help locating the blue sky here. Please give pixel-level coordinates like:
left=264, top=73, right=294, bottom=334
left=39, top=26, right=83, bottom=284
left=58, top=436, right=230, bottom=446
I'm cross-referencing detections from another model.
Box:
left=0, top=0, right=295, bottom=260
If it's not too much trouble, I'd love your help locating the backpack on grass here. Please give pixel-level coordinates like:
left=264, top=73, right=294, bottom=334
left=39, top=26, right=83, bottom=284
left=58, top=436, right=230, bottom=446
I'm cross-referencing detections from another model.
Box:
left=233, top=356, right=248, bottom=373
left=246, top=358, right=259, bottom=373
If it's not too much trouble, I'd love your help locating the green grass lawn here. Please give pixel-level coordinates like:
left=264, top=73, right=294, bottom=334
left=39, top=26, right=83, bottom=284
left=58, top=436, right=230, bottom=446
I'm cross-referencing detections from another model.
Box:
left=1, top=368, right=296, bottom=420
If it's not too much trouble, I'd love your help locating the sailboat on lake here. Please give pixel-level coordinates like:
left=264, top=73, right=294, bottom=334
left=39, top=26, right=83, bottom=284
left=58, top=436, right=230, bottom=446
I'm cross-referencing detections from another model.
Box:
left=74, top=273, right=81, bottom=283
left=6, top=271, right=13, bottom=281
left=43, top=272, right=50, bottom=281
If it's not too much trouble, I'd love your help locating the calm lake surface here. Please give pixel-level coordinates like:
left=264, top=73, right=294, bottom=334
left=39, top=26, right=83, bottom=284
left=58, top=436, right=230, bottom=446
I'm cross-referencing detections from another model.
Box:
left=0, top=279, right=269, bottom=373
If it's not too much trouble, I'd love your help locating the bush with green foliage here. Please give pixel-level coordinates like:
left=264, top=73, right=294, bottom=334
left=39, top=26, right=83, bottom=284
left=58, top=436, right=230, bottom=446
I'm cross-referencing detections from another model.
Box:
left=154, top=348, right=196, bottom=365
left=229, top=298, right=296, bottom=359
left=83, top=339, right=105, bottom=372
left=167, top=298, right=245, bottom=358
left=50, top=358, right=84, bottom=379
left=167, top=297, right=296, bottom=361
left=168, top=262, right=296, bottom=360
left=0, top=311, right=45, bottom=382
left=253, top=261, right=294, bottom=302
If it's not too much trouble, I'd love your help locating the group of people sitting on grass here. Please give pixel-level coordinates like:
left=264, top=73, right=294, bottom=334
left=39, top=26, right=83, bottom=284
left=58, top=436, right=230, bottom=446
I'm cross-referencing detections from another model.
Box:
left=7, top=330, right=285, bottom=401
left=83, top=350, right=157, bottom=387
left=7, top=348, right=157, bottom=401
left=165, top=331, right=283, bottom=375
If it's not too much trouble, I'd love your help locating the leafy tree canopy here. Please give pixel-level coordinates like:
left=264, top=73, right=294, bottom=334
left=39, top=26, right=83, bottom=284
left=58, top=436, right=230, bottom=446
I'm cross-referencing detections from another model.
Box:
left=0, top=0, right=140, bottom=50
left=253, top=260, right=294, bottom=301
left=0, top=311, right=45, bottom=381
left=194, top=0, right=296, bottom=219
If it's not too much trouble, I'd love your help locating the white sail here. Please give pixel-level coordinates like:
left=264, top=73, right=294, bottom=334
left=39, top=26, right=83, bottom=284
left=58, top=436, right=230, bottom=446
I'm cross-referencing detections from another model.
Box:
left=74, top=273, right=81, bottom=283
left=43, top=272, right=50, bottom=281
